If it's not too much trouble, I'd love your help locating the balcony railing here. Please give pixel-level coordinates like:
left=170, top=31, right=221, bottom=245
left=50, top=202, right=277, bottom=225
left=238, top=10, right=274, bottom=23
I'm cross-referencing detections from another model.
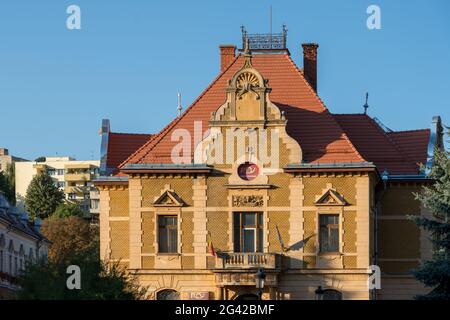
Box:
left=215, top=253, right=279, bottom=269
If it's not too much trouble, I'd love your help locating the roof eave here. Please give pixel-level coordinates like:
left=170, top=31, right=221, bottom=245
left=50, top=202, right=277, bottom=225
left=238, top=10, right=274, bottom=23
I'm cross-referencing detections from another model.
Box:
left=284, top=162, right=376, bottom=173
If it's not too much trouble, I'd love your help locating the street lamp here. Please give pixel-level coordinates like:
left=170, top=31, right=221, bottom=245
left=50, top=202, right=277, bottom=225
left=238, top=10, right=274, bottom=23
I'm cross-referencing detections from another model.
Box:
left=255, top=268, right=266, bottom=300
left=315, top=286, right=325, bottom=300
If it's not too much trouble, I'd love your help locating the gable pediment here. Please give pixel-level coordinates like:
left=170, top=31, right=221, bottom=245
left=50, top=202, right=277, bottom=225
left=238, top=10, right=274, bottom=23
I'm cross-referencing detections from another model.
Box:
left=153, top=190, right=185, bottom=207
left=315, top=188, right=347, bottom=206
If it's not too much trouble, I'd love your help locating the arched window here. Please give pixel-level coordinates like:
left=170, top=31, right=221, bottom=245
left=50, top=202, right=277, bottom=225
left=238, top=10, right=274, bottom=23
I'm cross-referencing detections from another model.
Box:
left=323, top=289, right=343, bottom=300
left=156, top=289, right=180, bottom=300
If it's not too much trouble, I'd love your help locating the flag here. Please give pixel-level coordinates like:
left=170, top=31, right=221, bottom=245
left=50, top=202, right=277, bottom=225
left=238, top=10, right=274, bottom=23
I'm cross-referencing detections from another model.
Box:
left=276, top=225, right=289, bottom=252
left=207, top=233, right=216, bottom=256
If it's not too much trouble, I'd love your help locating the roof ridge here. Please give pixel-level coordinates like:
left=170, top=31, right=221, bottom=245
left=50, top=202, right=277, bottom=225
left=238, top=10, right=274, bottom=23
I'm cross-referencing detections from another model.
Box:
left=118, top=54, right=241, bottom=168
left=110, top=132, right=153, bottom=136
left=284, top=55, right=367, bottom=163
left=332, top=113, right=366, bottom=116
left=387, top=128, right=430, bottom=134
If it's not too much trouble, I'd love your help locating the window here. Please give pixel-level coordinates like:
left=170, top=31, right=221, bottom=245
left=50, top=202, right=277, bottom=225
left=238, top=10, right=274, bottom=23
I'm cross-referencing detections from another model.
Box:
left=0, top=250, right=3, bottom=272
left=91, top=199, right=99, bottom=210
left=319, top=214, right=339, bottom=253
left=157, top=289, right=180, bottom=300
left=28, top=248, right=34, bottom=262
left=47, top=169, right=56, bottom=176
left=158, top=216, right=178, bottom=253
left=323, top=289, right=342, bottom=300
left=57, top=181, right=65, bottom=188
left=57, top=169, right=65, bottom=175
left=233, top=212, right=263, bottom=253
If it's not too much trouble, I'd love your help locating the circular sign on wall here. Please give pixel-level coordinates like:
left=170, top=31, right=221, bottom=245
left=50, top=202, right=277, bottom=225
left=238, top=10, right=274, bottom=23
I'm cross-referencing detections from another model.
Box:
left=238, top=162, right=259, bottom=181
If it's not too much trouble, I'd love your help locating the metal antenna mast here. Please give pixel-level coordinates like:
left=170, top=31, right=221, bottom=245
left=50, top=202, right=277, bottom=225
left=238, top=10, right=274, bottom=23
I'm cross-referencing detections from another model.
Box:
left=363, top=92, right=369, bottom=115
left=177, top=93, right=182, bottom=117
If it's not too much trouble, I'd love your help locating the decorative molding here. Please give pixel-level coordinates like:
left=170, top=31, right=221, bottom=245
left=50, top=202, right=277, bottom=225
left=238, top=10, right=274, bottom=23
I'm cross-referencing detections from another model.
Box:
left=315, top=188, right=347, bottom=206
left=153, top=190, right=185, bottom=207
left=232, top=195, right=264, bottom=207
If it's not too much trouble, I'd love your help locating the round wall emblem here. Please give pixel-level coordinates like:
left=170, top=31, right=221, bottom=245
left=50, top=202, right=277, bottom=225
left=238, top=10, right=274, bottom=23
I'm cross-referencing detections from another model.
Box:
left=238, top=162, right=259, bottom=181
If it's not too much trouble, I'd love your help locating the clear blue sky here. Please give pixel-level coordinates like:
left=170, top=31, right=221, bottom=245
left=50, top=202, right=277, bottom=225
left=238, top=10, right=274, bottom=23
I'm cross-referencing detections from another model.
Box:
left=0, top=0, right=449, bottom=160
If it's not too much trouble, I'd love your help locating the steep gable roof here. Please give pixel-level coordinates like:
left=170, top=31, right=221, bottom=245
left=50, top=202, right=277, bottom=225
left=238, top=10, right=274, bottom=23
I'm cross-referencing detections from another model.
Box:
left=333, top=114, right=430, bottom=175
left=387, top=130, right=430, bottom=168
left=106, top=132, right=154, bottom=172
left=120, top=53, right=364, bottom=167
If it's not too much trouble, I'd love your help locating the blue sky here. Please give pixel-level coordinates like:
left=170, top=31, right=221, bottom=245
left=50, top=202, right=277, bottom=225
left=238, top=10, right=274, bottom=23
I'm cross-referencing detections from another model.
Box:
left=0, top=0, right=449, bottom=160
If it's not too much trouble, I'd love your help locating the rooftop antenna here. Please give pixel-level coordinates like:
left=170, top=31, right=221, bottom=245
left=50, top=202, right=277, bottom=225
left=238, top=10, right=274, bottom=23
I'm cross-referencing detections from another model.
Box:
left=177, top=93, right=182, bottom=117
left=363, top=92, right=369, bottom=115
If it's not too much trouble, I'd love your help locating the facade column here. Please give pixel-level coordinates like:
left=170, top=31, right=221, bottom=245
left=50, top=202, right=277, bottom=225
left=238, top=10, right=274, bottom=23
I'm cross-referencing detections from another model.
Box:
left=356, top=175, right=370, bottom=268
left=193, top=176, right=208, bottom=268
left=129, top=178, right=143, bottom=269
left=99, top=188, right=111, bottom=261
left=288, top=176, right=304, bottom=268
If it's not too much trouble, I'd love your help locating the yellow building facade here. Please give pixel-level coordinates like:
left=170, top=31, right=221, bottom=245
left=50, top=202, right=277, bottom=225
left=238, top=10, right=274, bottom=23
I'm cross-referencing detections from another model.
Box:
left=96, top=32, right=443, bottom=300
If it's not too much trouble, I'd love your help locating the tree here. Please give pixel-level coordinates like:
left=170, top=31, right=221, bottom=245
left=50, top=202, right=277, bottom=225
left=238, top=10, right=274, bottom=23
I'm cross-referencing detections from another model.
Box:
left=0, top=171, right=15, bottom=204
left=411, top=148, right=450, bottom=300
left=34, top=156, right=46, bottom=162
left=16, top=216, right=147, bottom=300
left=25, top=170, right=64, bottom=219
left=16, top=252, right=147, bottom=300
left=52, top=203, right=85, bottom=219
left=41, top=216, right=97, bottom=264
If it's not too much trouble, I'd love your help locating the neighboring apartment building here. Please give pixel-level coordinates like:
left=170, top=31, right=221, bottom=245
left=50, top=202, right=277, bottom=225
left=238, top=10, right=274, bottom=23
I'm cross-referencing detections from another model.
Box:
left=15, top=157, right=100, bottom=218
left=0, top=192, right=50, bottom=299
left=0, top=148, right=27, bottom=173
left=95, top=29, right=442, bottom=300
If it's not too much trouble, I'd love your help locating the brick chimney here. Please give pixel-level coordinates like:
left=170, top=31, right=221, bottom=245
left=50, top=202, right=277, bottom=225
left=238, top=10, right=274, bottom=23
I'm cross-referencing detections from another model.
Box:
left=219, top=45, right=236, bottom=72
left=302, top=43, right=319, bottom=92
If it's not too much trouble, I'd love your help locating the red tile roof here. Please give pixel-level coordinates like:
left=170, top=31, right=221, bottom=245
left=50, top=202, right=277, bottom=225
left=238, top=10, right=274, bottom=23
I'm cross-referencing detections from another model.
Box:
left=387, top=130, right=430, bottom=168
left=112, top=52, right=429, bottom=176
left=107, top=132, right=154, bottom=172
left=334, top=114, right=429, bottom=174
left=120, top=53, right=365, bottom=167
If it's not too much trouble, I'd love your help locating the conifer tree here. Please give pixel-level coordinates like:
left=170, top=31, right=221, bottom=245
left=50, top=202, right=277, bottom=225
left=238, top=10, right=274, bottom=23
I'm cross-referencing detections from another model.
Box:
left=412, top=147, right=450, bottom=299
left=25, top=169, right=64, bottom=219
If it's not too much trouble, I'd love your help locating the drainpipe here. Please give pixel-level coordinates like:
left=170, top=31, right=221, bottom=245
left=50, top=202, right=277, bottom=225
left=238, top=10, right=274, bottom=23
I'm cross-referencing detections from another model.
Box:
left=372, top=169, right=389, bottom=300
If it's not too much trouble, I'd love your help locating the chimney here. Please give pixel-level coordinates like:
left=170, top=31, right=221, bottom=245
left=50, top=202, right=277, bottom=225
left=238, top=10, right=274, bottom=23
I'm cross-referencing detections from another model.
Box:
left=219, top=45, right=236, bottom=72
left=0, top=148, right=9, bottom=156
left=302, top=43, right=319, bottom=92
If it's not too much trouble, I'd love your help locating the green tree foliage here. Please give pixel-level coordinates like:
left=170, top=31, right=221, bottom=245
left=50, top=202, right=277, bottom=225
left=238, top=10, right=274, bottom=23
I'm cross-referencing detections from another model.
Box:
left=16, top=253, right=147, bottom=300
left=412, top=148, right=450, bottom=300
left=25, top=170, right=64, bottom=219
left=16, top=216, right=147, bottom=299
left=34, top=156, right=46, bottom=162
left=0, top=171, right=15, bottom=204
left=52, top=203, right=85, bottom=219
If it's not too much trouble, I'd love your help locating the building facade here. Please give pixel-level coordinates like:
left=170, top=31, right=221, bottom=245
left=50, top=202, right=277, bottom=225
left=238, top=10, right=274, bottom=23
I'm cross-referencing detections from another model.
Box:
left=95, top=31, right=443, bottom=300
left=0, top=192, right=50, bottom=299
left=15, top=157, right=100, bottom=217
left=0, top=148, right=26, bottom=173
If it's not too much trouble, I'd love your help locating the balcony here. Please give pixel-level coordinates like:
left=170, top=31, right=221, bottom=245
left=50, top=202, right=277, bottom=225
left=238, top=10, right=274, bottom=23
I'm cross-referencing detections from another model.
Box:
left=65, top=173, right=93, bottom=182
left=64, top=185, right=89, bottom=195
left=215, top=253, right=279, bottom=269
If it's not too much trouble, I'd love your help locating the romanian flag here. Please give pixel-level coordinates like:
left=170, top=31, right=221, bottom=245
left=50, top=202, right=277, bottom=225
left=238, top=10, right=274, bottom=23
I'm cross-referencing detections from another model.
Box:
left=207, top=233, right=216, bottom=256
